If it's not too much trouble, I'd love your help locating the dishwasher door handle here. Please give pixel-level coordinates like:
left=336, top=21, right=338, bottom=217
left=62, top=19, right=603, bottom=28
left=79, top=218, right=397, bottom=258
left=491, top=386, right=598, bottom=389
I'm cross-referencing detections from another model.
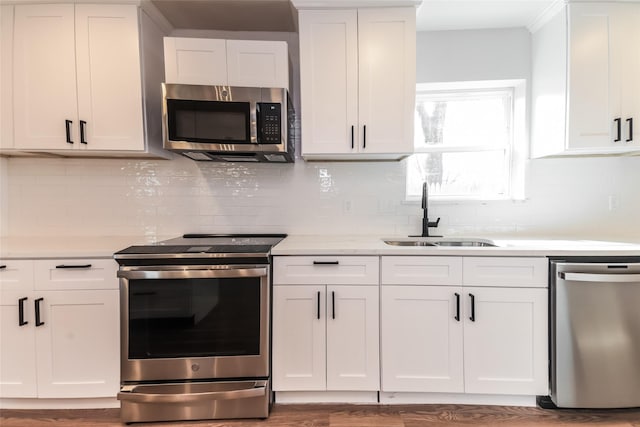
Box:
left=559, top=272, right=640, bottom=283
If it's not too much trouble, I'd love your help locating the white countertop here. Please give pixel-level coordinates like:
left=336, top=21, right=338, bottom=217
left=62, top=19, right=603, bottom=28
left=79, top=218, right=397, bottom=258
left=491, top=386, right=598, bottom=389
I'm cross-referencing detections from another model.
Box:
left=271, top=235, right=640, bottom=257
left=0, top=235, right=167, bottom=258
left=2, top=234, right=640, bottom=259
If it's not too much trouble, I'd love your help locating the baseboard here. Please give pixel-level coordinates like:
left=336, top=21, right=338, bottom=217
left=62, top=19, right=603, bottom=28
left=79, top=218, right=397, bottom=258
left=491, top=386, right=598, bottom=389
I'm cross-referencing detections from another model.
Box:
left=0, top=397, right=119, bottom=409
left=274, top=391, right=378, bottom=404
left=379, top=392, right=537, bottom=407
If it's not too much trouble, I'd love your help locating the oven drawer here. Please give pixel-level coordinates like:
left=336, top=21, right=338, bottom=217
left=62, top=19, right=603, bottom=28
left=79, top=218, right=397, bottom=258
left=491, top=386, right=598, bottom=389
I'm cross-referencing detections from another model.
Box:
left=273, top=256, right=379, bottom=285
left=34, top=259, right=119, bottom=291
left=118, top=379, right=270, bottom=423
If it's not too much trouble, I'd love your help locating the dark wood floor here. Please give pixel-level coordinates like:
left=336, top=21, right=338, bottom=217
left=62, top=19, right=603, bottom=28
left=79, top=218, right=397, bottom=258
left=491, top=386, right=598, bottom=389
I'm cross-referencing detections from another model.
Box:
left=1, top=404, right=640, bottom=427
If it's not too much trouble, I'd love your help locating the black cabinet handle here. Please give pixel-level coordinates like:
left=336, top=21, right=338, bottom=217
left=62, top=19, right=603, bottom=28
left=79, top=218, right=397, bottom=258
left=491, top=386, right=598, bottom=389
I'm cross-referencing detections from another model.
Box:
left=55, top=264, right=92, bottom=269
left=0, top=265, right=6, bottom=269
left=35, top=298, right=45, bottom=327
left=614, top=118, right=621, bottom=142
left=626, top=118, right=633, bottom=142
left=454, top=293, right=460, bottom=322
left=469, top=293, right=475, bottom=322
left=313, top=261, right=339, bottom=265
left=332, top=291, right=336, bottom=319
left=351, top=125, right=354, bottom=149
left=65, top=120, right=73, bottom=144
left=363, top=125, right=367, bottom=149
left=19, top=297, right=28, bottom=326
left=316, top=291, right=321, bottom=320
left=80, top=120, right=87, bottom=144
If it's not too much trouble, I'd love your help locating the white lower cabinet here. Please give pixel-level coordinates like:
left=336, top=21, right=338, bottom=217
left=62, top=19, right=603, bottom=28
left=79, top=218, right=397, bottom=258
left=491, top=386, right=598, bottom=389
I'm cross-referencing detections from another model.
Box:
left=272, top=256, right=380, bottom=392
left=0, top=258, right=119, bottom=399
left=381, top=285, right=464, bottom=393
left=462, top=286, right=548, bottom=395
left=381, top=256, right=549, bottom=397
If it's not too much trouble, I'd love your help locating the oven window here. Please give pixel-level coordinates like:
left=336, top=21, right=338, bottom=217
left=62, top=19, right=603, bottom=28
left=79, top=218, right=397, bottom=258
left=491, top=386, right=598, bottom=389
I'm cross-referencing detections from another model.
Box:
left=167, top=99, right=251, bottom=144
left=128, top=277, right=261, bottom=359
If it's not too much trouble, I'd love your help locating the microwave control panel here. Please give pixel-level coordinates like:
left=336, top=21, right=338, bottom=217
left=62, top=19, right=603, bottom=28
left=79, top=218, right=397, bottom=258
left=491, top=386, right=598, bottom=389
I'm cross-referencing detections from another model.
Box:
left=257, top=103, right=281, bottom=144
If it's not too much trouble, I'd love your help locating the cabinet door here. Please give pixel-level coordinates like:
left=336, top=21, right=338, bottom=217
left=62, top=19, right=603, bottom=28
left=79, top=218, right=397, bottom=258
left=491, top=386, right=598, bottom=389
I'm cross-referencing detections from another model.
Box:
left=226, top=40, right=288, bottom=89
left=381, top=285, right=463, bottom=393
left=164, top=37, right=227, bottom=85
left=357, top=8, right=415, bottom=155
left=272, top=285, right=326, bottom=391
left=75, top=4, right=144, bottom=151
left=34, top=290, right=119, bottom=398
left=1, top=5, right=14, bottom=150
left=0, top=292, right=37, bottom=398
left=618, top=4, right=640, bottom=148
left=567, top=2, right=640, bottom=151
left=299, top=10, right=359, bottom=156
left=463, top=287, right=548, bottom=395
left=326, top=285, right=379, bottom=391
left=13, top=4, right=77, bottom=150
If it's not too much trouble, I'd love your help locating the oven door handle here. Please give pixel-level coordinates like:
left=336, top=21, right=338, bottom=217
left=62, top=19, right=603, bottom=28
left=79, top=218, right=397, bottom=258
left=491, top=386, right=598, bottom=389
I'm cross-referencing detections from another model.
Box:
left=118, top=267, right=267, bottom=280
left=117, top=380, right=267, bottom=404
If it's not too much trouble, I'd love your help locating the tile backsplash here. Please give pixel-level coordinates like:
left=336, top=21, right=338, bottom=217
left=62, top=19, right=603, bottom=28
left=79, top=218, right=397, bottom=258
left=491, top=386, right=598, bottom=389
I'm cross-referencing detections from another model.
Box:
left=2, top=154, right=640, bottom=240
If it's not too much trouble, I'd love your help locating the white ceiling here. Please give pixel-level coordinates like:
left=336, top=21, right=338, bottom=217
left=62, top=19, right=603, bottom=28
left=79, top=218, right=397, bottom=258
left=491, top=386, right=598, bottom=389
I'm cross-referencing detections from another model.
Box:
left=151, top=0, right=558, bottom=33
left=416, top=0, right=557, bottom=31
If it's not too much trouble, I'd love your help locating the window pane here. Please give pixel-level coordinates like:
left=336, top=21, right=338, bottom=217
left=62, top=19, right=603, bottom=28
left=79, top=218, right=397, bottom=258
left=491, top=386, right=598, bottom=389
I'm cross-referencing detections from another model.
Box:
left=407, top=151, right=509, bottom=198
left=414, top=91, right=512, bottom=149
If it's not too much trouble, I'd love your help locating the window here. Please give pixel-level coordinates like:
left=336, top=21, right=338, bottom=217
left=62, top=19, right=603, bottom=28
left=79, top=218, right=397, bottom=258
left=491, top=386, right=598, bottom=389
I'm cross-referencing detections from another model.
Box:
left=407, top=80, right=526, bottom=201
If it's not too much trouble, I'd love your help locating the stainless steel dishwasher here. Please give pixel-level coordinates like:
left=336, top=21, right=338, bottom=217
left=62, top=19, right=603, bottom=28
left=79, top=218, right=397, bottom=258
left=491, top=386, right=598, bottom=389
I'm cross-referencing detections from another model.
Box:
left=550, top=259, right=640, bottom=409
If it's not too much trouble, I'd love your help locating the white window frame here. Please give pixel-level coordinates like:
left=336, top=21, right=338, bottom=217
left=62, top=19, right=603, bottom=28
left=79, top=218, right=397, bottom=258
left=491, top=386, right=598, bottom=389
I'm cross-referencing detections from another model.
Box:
left=407, top=79, right=527, bottom=202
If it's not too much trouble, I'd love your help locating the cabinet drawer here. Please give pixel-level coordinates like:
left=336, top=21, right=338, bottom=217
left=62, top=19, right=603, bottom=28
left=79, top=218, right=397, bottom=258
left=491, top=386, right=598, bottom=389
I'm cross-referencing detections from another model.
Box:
left=273, top=256, right=379, bottom=285
left=34, top=259, right=118, bottom=291
left=463, top=257, right=548, bottom=288
left=381, top=256, right=462, bottom=286
left=0, top=259, right=34, bottom=291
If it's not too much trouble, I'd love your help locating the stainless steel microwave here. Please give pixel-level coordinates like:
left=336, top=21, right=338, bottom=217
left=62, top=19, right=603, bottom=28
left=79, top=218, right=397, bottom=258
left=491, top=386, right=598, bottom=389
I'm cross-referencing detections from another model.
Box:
left=162, top=84, right=295, bottom=162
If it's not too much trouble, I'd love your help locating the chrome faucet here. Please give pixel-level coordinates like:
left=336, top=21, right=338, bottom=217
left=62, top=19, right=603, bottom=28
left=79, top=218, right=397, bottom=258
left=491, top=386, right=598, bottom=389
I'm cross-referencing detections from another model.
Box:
left=418, top=182, right=440, bottom=237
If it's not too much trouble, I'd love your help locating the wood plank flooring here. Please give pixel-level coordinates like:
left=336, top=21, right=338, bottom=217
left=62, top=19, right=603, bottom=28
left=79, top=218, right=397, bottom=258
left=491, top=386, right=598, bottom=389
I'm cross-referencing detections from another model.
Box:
left=1, top=404, right=640, bottom=427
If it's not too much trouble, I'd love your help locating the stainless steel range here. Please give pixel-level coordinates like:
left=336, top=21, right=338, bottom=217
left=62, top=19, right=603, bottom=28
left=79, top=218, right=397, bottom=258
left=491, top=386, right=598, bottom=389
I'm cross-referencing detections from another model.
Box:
left=113, top=234, right=286, bottom=424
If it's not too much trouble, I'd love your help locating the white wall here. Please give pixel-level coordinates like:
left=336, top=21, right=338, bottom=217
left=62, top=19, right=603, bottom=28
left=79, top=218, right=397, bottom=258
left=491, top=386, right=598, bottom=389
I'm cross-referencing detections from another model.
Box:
left=416, top=28, right=531, bottom=83
left=3, top=28, right=640, bottom=241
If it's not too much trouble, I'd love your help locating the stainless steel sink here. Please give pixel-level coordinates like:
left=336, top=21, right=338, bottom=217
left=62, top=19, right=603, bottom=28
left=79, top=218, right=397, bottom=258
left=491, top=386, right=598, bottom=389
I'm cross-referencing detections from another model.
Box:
left=383, top=238, right=498, bottom=247
left=434, top=239, right=497, bottom=247
left=384, top=240, right=437, bottom=246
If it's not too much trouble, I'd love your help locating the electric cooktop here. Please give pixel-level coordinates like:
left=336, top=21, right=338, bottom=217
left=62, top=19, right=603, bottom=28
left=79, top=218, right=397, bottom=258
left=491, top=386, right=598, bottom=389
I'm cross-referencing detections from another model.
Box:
left=114, top=234, right=287, bottom=265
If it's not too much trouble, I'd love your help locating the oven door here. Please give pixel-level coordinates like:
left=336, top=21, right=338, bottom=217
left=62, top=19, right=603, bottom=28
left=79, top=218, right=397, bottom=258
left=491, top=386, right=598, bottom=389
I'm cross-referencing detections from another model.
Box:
left=118, top=265, right=269, bottom=383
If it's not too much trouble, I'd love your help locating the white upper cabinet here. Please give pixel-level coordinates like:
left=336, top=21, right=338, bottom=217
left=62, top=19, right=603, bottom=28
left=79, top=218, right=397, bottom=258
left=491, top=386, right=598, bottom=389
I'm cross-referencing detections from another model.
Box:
left=7, top=3, right=165, bottom=157
left=226, top=40, right=289, bottom=88
left=298, top=7, right=416, bottom=160
left=164, top=37, right=228, bottom=85
left=164, top=37, right=289, bottom=89
left=531, top=2, right=640, bottom=157
left=13, top=4, right=78, bottom=151
left=567, top=2, right=640, bottom=152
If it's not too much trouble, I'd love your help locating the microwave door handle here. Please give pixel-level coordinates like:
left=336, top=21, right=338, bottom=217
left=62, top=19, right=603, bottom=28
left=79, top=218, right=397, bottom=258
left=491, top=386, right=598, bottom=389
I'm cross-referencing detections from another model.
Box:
left=118, top=381, right=267, bottom=404
left=117, top=267, right=267, bottom=280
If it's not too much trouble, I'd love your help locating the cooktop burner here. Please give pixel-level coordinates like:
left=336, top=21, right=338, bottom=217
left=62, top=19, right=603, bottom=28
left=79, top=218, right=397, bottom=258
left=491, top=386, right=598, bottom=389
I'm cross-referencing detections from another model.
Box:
left=114, top=234, right=287, bottom=265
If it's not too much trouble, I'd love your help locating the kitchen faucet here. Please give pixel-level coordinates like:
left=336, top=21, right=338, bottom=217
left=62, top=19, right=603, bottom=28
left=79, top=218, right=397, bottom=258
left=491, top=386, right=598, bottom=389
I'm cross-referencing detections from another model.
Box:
left=414, top=181, right=440, bottom=237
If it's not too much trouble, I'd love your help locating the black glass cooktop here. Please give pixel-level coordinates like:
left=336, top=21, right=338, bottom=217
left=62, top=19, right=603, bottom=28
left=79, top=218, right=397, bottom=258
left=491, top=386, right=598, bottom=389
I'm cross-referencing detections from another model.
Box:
left=114, top=234, right=286, bottom=264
